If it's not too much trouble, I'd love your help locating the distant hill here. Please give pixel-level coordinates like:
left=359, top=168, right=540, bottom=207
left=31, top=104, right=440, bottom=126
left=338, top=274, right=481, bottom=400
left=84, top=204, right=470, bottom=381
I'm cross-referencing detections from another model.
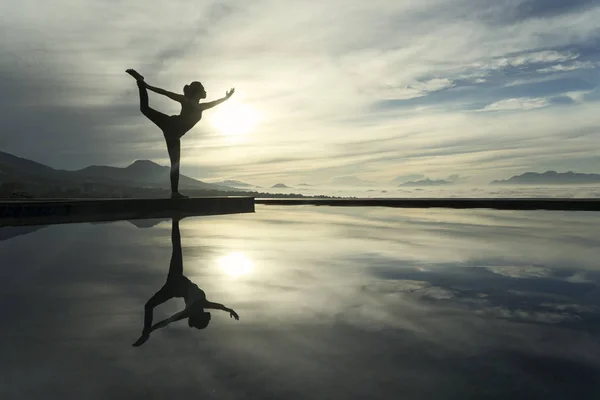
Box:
left=0, top=151, right=77, bottom=184
left=0, top=151, right=60, bottom=177
left=0, top=151, right=332, bottom=199
left=210, top=179, right=258, bottom=189
left=74, top=160, right=230, bottom=191
left=400, top=179, right=452, bottom=187
left=271, top=183, right=290, bottom=188
left=0, top=150, right=239, bottom=196
left=491, top=171, right=600, bottom=185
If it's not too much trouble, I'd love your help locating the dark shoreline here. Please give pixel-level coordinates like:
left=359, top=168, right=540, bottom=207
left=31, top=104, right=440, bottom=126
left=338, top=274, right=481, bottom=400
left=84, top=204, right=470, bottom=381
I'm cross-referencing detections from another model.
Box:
left=0, top=197, right=255, bottom=227
left=2, top=197, right=599, bottom=227
left=255, top=197, right=600, bottom=211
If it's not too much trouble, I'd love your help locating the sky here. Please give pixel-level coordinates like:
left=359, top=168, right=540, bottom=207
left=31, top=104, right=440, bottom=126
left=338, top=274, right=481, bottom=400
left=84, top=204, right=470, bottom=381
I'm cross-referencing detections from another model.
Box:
left=1, top=0, right=600, bottom=186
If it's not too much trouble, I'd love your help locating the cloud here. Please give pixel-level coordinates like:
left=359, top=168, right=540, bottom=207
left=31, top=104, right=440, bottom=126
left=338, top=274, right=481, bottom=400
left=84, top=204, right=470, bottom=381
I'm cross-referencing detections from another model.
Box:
left=446, top=174, right=469, bottom=183
left=477, top=50, right=579, bottom=70
left=537, top=61, right=598, bottom=73
left=392, top=174, right=426, bottom=184
left=471, top=0, right=600, bottom=25
left=393, top=78, right=456, bottom=100
left=330, top=175, right=377, bottom=187
left=478, top=97, right=551, bottom=111
left=505, top=74, right=572, bottom=87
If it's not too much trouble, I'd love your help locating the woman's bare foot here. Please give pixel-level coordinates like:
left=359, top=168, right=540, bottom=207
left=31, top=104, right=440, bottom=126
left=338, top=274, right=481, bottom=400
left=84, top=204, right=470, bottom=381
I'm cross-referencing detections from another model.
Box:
left=126, top=69, right=145, bottom=81
left=171, top=192, right=189, bottom=199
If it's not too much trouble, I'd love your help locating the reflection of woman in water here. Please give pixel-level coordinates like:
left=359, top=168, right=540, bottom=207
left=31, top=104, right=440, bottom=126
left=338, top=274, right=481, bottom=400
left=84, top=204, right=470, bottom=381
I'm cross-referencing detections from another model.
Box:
left=133, top=217, right=239, bottom=347
left=126, top=69, right=235, bottom=198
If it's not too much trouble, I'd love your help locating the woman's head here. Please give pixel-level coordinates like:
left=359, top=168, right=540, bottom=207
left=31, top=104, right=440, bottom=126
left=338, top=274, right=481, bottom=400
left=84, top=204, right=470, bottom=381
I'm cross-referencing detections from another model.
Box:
left=183, top=81, right=206, bottom=100
left=188, top=311, right=211, bottom=330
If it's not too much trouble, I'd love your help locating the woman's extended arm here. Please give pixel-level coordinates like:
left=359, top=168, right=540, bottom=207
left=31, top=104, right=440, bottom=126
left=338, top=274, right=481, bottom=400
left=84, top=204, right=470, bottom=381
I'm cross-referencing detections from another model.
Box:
left=145, top=83, right=188, bottom=104
left=204, top=301, right=239, bottom=320
left=149, top=309, right=191, bottom=332
left=126, top=69, right=187, bottom=104
left=199, top=88, right=235, bottom=111
left=132, top=308, right=190, bottom=347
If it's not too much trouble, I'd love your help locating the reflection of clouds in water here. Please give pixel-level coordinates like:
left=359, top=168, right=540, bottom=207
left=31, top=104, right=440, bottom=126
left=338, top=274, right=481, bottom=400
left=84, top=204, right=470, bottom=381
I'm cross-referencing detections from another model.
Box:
left=487, top=265, right=551, bottom=278
left=1, top=207, right=600, bottom=398
left=240, top=206, right=600, bottom=341
left=357, top=257, right=600, bottom=331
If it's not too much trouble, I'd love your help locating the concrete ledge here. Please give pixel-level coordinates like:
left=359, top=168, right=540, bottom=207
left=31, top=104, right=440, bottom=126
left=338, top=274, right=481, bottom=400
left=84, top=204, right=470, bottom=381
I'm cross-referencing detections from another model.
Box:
left=0, top=197, right=255, bottom=227
left=255, top=198, right=600, bottom=211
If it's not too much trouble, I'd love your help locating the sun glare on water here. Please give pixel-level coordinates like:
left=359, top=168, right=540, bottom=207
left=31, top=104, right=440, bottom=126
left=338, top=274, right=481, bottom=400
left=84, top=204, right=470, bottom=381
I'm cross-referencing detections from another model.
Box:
left=218, top=252, right=254, bottom=277
left=211, top=101, right=260, bottom=136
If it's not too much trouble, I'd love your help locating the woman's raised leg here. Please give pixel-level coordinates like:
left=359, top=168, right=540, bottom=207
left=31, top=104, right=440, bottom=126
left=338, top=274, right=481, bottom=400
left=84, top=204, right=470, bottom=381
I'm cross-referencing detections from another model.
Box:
left=136, top=81, right=171, bottom=129
left=127, top=69, right=170, bottom=130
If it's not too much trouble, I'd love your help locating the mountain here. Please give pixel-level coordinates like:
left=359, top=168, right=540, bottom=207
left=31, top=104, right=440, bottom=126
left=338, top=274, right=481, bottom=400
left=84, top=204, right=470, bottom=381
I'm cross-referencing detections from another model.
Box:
left=0, top=151, right=330, bottom=199
left=0, top=151, right=236, bottom=195
left=0, top=151, right=76, bottom=183
left=272, top=183, right=290, bottom=188
left=400, top=179, right=452, bottom=187
left=74, top=160, right=229, bottom=191
left=297, top=183, right=312, bottom=187
left=491, top=171, right=600, bottom=185
left=210, top=179, right=258, bottom=188
left=0, top=151, right=60, bottom=176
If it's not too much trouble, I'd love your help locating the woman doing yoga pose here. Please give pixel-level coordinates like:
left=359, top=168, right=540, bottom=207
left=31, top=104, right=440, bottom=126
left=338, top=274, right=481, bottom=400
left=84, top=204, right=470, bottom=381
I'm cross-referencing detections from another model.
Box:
left=126, top=69, right=234, bottom=198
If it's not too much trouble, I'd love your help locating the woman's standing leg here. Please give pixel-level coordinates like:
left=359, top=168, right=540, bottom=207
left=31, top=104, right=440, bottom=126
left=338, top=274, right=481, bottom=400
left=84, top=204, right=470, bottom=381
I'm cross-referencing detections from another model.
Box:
left=166, top=137, right=187, bottom=198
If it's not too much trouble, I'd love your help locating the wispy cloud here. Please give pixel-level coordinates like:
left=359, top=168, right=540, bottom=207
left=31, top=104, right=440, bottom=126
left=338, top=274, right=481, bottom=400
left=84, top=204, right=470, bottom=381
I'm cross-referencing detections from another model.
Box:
left=479, top=97, right=551, bottom=112
left=537, top=61, right=597, bottom=73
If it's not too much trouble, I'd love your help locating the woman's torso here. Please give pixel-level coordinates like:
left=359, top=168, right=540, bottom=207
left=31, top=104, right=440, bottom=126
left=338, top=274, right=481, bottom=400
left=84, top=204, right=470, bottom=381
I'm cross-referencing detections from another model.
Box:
left=170, top=276, right=206, bottom=306
left=170, top=102, right=203, bottom=136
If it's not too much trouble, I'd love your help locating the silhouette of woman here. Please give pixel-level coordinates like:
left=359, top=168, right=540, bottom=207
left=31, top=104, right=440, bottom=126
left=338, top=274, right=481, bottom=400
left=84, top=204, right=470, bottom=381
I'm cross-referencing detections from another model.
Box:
left=132, top=217, right=239, bottom=347
left=126, top=69, right=235, bottom=198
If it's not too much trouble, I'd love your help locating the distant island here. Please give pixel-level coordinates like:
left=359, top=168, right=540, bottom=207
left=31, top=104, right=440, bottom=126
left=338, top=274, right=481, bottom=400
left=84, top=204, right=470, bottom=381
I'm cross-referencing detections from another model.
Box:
left=209, top=179, right=258, bottom=189
left=491, top=171, right=600, bottom=185
left=400, top=179, right=452, bottom=187
left=271, top=183, right=291, bottom=188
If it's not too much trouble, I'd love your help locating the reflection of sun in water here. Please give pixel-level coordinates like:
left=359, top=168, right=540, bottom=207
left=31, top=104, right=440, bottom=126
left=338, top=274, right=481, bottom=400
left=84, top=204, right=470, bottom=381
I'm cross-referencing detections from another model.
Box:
left=218, top=252, right=254, bottom=277
left=211, top=101, right=260, bottom=136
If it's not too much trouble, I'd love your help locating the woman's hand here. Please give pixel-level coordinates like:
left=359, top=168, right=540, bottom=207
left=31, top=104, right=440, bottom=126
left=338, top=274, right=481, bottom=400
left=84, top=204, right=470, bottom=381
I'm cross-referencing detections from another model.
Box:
left=228, top=309, right=239, bottom=320
left=132, top=330, right=151, bottom=347
left=226, top=88, right=235, bottom=98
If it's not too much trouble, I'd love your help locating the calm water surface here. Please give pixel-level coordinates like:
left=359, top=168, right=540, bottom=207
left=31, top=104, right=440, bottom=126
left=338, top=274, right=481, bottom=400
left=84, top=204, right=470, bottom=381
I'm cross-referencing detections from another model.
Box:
left=1, top=205, right=599, bottom=399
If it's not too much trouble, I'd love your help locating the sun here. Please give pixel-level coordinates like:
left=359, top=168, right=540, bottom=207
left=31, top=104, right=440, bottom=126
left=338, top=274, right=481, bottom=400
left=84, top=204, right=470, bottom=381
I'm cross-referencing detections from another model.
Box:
left=218, top=252, right=254, bottom=277
left=210, top=101, right=260, bottom=136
